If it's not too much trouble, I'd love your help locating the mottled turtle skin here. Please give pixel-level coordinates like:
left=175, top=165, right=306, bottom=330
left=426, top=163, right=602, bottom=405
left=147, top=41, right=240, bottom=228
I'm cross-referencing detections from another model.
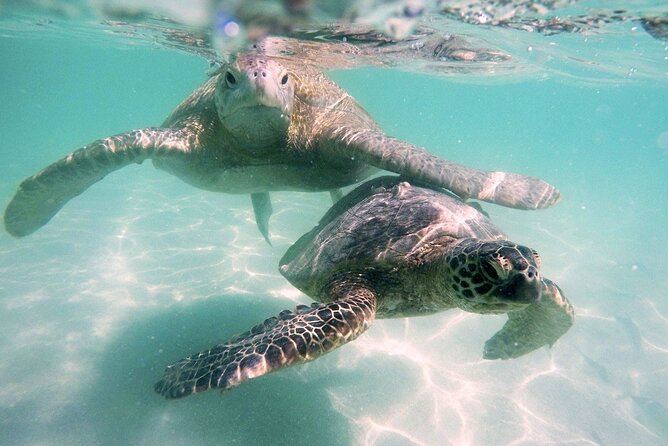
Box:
left=155, top=176, right=573, bottom=399
left=4, top=52, right=559, bottom=241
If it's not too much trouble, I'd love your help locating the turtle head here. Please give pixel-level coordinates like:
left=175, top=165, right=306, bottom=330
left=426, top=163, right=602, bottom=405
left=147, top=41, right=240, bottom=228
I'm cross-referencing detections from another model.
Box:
left=215, top=54, right=295, bottom=152
left=443, top=239, right=543, bottom=313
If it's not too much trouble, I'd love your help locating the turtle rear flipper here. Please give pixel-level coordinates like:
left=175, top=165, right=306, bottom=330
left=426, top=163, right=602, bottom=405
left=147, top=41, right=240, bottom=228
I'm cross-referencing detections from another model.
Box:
left=4, top=128, right=192, bottom=237
left=250, top=192, right=273, bottom=245
left=483, top=278, right=574, bottom=359
left=154, top=288, right=377, bottom=399
left=329, top=189, right=344, bottom=203
left=329, top=127, right=560, bottom=210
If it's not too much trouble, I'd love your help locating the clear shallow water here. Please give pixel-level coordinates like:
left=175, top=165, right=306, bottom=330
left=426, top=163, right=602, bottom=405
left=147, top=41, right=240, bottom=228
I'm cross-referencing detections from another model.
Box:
left=1, top=5, right=668, bottom=446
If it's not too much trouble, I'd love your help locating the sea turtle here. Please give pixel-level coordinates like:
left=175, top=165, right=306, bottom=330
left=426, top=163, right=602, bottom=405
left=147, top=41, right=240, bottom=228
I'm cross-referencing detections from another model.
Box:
left=3, top=51, right=560, bottom=242
left=154, top=176, right=573, bottom=399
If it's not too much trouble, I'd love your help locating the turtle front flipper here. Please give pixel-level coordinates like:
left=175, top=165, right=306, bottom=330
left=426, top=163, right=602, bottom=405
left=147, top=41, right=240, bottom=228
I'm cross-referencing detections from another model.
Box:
left=4, top=128, right=192, bottom=237
left=329, top=127, right=560, bottom=210
left=154, top=287, right=377, bottom=399
left=483, top=278, right=574, bottom=359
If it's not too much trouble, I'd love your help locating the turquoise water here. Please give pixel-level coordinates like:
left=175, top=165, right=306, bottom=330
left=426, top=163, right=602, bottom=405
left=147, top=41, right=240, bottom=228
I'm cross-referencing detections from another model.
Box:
left=1, top=7, right=668, bottom=446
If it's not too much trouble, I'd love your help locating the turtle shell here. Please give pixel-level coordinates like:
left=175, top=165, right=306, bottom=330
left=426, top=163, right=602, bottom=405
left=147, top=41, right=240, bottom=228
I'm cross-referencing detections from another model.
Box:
left=279, top=176, right=506, bottom=298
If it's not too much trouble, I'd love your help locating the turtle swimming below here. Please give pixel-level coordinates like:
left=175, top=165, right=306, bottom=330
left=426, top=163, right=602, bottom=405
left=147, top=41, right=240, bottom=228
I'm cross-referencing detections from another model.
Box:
left=154, top=176, right=574, bottom=399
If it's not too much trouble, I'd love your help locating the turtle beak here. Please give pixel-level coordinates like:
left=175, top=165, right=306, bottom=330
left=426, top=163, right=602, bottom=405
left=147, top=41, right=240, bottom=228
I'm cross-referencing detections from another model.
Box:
left=497, top=266, right=542, bottom=304
left=245, top=69, right=290, bottom=112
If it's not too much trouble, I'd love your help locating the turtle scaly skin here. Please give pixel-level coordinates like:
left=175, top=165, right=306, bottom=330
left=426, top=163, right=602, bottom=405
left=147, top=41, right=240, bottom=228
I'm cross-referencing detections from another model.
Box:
left=155, top=288, right=376, bottom=399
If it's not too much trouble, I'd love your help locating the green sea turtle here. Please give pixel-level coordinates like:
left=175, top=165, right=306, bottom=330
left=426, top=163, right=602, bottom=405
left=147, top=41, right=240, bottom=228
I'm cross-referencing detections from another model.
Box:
left=3, top=52, right=559, bottom=242
left=154, top=176, right=573, bottom=399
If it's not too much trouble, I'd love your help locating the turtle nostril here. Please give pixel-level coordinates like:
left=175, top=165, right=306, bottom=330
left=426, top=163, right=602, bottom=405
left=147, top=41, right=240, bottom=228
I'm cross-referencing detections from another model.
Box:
left=526, top=267, right=538, bottom=279
left=253, top=71, right=258, bottom=77
left=261, top=71, right=266, bottom=77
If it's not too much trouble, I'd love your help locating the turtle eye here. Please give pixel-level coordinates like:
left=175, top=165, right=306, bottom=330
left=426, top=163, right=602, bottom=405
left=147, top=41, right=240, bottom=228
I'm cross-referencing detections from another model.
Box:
left=481, top=261, right=499, bottom=281
left=225, top=71, right=237, bottom=87
left=481, top=259, right=507, bottom=283
left=280, top=73, right=289, bottom=85
left=532, top=250, right=541, bottom=269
